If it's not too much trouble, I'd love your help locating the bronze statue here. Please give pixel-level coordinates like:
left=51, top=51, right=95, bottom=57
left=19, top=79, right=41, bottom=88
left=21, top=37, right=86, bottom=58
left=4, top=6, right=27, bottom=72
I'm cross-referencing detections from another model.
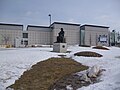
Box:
left=56, top=28, right=65, bottom=43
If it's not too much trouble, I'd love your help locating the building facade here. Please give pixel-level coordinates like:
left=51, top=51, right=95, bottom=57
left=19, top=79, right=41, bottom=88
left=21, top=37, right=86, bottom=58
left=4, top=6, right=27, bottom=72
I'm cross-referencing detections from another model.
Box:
left=80, top=25, right=109, bottom=46
left=0, top=22, right=111, bottom=47
left=27, top=25, right=51, bottom=45
left=50, top=22, right=80, bottom=45
left=0, top=23, right=23, bottom=47
left=110, top=30, right=120, bottom=46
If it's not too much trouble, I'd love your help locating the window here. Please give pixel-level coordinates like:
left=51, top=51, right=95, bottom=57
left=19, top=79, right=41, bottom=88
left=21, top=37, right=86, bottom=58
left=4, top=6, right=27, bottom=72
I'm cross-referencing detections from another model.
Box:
left=24, top=40, right=28, bottom=45
left=80, top=30, right=85, bottom=45
left=21, top=40, right=23, bottom=44
left=23, top=33, right=28, bottom=38
left=21, top=40, right=28, bottom=45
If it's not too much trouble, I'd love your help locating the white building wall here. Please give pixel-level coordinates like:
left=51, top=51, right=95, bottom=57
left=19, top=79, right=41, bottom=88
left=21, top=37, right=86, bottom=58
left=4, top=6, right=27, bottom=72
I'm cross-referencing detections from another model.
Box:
left=51, top=23, right=80, bottom=45
left=0, top=24, right=23, bottom=46
left=0, top=23, right=111, bottom=47
left=82, top=25, right=109, bottom=46
left=27, top=26, right=51, bottom=45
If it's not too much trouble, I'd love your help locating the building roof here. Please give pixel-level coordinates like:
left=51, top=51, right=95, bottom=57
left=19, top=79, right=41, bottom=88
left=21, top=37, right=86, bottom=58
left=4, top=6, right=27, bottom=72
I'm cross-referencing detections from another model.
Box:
left=0, top=23, right=23, bottom=27
left=81, top=24, right=109, bottom=28
left=27, top=25, right=49, bottom=28
left=50, top=22, right=80, bottom=27
left=27, top=25, right=51, bottom=32
left=27, top=25, right=50, bottom=30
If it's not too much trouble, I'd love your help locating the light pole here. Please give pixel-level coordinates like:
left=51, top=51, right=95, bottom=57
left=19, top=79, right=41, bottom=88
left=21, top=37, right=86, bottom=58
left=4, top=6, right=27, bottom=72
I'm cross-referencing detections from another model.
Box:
left=48, top=14, right=51, bottom=26
left=48, top=14, right=52, bottom=47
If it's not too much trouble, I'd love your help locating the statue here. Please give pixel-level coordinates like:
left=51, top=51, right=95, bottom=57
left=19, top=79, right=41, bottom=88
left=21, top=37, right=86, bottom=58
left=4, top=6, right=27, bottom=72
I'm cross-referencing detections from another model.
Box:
left=56, top=28, right=65, bottom=43
left=53, top=28, right=67, bottom=53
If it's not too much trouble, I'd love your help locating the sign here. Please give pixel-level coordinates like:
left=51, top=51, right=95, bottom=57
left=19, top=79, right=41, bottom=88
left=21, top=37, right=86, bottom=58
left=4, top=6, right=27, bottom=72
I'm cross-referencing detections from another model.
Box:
left=98, top=35, right=107, bottom=43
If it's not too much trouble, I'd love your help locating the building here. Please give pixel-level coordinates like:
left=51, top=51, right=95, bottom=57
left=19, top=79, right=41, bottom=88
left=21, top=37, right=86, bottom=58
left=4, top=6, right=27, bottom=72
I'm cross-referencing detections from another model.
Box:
left=0, top=23, right=23, bottom=47
left=80, top=24, right=109, bottom=46
left=110, top=30, right=120, bottom=46
left=27, top=25, right=51, bottom=45
left=50, top=22, right=80, bottom=45
left=0, top=22, right=110, bottom=47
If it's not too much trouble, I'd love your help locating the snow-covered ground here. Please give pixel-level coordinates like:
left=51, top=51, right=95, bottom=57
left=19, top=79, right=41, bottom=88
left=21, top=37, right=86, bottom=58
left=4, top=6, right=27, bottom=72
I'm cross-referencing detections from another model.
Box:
left=68, top=46, right=120, bottom=90
left=0, top=46, right=120, bottom=90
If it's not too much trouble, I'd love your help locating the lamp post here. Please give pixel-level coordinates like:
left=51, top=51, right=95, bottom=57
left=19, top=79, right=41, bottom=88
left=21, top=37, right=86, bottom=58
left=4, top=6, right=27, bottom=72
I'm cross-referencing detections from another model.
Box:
left=48, top=14, right=51, bottom=26
left=48, top=14, right=52, bottom=47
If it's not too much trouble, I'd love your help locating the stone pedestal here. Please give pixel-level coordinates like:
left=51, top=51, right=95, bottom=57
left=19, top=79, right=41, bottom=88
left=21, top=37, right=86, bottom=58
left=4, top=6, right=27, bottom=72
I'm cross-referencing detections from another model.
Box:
left=53, top=43, right=67, bottom=53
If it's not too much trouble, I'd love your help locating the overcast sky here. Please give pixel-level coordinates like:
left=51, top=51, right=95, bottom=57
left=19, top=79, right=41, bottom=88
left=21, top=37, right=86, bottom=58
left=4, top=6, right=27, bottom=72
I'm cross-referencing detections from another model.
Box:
left=0, top=0, right=120, bottom=31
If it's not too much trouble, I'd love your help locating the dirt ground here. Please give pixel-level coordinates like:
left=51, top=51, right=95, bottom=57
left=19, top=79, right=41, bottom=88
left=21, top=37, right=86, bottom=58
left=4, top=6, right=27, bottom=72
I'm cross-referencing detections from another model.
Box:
left=8, top=58, right=88, bottom=90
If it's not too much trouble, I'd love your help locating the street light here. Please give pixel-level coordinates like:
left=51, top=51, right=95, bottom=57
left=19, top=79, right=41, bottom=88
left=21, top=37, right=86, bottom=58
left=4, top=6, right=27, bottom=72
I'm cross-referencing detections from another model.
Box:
left=48, top=14, right=51, bottom=26
left=48, top=14, right=52, bottom=47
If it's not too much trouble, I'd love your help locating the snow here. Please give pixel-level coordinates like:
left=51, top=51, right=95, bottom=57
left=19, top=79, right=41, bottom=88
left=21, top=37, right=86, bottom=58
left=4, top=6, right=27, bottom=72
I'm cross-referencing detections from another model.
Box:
left=0, top=47, right=58, bottom=90
left=67, top=46, right=120, bottom=90
left=66, top=85, right=73, bottom=90
left=0, top=46, right=120, bottom=90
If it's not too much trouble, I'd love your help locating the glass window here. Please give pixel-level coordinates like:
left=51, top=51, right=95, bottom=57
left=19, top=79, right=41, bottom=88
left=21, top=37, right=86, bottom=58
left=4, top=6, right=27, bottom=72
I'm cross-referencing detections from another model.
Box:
left=23, top=33, right=28, bottom=38
left=21, top=40, right=23, bottom=44
left=80, top=30, right=85, bottom=45
left=24, top=40, right=28, bottom=45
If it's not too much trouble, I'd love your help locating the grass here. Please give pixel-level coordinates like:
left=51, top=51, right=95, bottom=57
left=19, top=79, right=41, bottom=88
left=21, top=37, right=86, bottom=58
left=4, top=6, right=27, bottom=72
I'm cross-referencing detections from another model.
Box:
left=74, top=51, right=103, bottom=57
left=92, top=46, right=109, bottom=50
left=8, top=58, right=88, bottom=90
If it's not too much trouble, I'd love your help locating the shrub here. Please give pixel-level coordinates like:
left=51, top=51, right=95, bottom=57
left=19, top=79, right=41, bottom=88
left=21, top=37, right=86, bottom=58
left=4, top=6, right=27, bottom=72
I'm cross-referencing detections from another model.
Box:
left=79, top=45, right=91, bottom=47
left=74, top=51, right=103, bottom=57
left=92, top=46, right=109, bottom=50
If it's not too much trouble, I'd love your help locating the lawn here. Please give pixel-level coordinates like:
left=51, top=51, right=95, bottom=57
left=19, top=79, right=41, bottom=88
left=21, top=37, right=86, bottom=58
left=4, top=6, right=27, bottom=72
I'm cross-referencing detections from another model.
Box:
left=8, top=58, right=88, bottom=90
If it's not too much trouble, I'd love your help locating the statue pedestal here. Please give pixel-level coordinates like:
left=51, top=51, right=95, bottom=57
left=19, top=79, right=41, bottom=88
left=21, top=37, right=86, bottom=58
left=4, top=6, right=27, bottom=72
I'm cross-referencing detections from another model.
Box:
left=53, top=43, right=67, bottom=53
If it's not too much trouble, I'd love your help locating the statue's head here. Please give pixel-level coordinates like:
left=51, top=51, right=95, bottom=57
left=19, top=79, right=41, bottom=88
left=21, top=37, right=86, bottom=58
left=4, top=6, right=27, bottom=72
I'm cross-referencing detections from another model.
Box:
left=61, top=28, right=63, bottom=31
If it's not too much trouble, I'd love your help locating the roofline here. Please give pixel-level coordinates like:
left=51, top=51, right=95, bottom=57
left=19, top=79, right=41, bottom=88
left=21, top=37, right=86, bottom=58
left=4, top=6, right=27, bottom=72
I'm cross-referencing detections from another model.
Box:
left=81, top=24, right=109, bottom=28
left=50, top=22, right=80, bottom=27
left=27, top=25, right=50, bottom=30
left=0, top=23, right=23, bottom=27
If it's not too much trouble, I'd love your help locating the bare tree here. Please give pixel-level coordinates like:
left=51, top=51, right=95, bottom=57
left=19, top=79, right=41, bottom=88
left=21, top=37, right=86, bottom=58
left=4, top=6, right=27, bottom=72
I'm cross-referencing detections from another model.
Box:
left=1, top=34, right=10, bottom=45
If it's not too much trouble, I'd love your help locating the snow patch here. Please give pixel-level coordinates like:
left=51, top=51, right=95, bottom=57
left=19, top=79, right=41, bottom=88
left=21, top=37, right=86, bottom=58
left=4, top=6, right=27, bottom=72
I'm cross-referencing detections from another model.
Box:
left=0, top=46, right=120, bottom=90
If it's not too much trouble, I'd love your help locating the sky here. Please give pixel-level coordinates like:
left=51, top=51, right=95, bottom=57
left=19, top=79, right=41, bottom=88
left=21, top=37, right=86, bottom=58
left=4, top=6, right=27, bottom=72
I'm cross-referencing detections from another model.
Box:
left=0, top=0, right=120, bottom=31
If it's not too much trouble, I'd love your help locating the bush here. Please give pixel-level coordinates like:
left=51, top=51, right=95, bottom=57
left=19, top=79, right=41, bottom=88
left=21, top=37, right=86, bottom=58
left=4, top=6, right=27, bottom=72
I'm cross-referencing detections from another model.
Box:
left=79, top=45, right=91, bottom=47
left=74, top=51, right=103, bottom=57
left=92, top=46, right=109, bottom=50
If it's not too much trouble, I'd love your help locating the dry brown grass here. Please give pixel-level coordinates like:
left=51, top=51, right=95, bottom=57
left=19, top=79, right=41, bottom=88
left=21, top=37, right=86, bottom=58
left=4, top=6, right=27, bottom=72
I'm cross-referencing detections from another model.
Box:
left=8, top=58, right=88, bottom=90
left=74, top=51, right=103, bottom=57
left=92, top=46, right=109, bottom=50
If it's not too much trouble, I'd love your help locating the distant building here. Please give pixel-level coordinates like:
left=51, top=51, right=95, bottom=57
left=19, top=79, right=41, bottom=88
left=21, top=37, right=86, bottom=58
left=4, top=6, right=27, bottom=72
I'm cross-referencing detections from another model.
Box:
left=110, top=30, right=120, bottom=46
left=0, top=22, right=111, bottom=47
left=80, top=25, right=109, bottom=46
